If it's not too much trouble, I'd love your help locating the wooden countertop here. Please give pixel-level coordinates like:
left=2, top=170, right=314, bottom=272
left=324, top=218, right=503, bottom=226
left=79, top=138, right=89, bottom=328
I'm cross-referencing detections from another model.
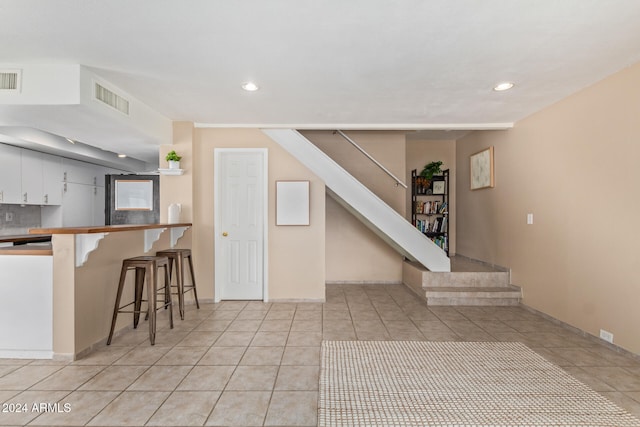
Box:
left=29, top=223, right=192, bottom=235
left=0, top=234, right=52, bottom=244
left=0, top=243, right=53, bottom=256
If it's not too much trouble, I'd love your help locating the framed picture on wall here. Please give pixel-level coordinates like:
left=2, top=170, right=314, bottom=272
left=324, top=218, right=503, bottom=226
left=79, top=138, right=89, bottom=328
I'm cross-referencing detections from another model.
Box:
left=276, top=181, right=310, bottom=225
left=432, top=180, right=446, bottom=195
left=470, top=146, right=495, bottom=190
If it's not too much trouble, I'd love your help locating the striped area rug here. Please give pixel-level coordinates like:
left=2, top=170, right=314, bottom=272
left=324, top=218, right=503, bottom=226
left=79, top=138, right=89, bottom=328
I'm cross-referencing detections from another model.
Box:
left=319, top=341, right=640, bottom=426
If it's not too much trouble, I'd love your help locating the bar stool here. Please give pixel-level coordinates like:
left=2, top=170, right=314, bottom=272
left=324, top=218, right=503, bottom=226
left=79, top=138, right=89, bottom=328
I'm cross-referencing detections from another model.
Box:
left=156, top=249, right=200, bottom=320
left=107, top=256, right=173, bottom=346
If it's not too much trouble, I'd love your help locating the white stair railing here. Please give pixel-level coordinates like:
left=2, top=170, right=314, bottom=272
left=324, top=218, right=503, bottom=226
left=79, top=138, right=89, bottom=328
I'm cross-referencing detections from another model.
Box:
left=262, top=129, right=450, bottom=272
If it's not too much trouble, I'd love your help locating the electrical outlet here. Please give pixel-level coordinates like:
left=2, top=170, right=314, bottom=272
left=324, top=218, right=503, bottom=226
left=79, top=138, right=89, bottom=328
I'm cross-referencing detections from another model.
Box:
left=527, top=213, right=534, bottom=225
left=5, top=212, right=13, bottom=222
left=599, top=329, right=614, bottom=343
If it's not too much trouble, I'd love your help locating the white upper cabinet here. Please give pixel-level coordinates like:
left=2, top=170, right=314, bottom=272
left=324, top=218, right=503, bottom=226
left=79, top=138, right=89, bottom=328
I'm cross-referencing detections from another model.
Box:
left=63, top=158, right=104, bottom=186
left=20, top=149, right=44, bottom=205
left=42, top=153, right=63, bottom=205
left=0, top=144, right=22, bottom=204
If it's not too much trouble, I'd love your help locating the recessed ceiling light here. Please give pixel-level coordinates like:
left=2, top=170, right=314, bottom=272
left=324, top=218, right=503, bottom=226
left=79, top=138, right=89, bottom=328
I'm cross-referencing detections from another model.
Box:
left=493, top=82, right=515, bottom=91
left=117, top=154, right=127, bottom=158
left=65, top=138, right=75, bottom=144
left=241, top=82, right=259, bottom=92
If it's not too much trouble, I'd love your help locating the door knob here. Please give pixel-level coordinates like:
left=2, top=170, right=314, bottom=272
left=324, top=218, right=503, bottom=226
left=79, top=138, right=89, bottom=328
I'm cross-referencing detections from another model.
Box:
left=222, top=232, right=228, bottom=237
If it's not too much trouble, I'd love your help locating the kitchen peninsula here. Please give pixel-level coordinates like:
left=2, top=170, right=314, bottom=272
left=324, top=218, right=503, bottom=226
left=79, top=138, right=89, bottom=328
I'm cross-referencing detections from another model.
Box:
left=0, top=223, right=192, bottom=360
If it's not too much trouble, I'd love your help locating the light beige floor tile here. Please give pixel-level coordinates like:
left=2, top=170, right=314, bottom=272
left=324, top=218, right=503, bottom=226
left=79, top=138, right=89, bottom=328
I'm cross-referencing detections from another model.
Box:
left=240, top=347, right=284, bottom=366
left=146, top=390, right=220, bottom=426
left=87, top=391, right=169, bottom=426
left=149, top=330, right=190, bottom=347
left=29, top=390, right=119, bottom=426
left=322, top=330, right=357, bottom=340
left=177, top=331, right=222, bottom=347
left=264, top=310, right=295, bottom=320
left=214, top=331, right=255, bottom=347
left=0, top=365, right=63, bottom=390
left=0, top=390, right=69, bottom=426
left=548, top=348, right=612, bottom=366
left=0, top=390, right=20, bottom=403
left=251, top=332, right=289, bottom=347
left=281, top=346, right=320, bottom=366
left=275, top=365, right=319, bottom=391
left=235, top=310, right=269, bottom=321
left=259, top=319, right=293, bottom=332
left=210, top=311, right=241, bottom=320
left=112, top=345, right=171, bottom=365
left=264, top=391, right=318, bottom=426
left=0, top=365, right=19, bottom=378
left=72, top=346, right=131, bottom=365
left=30, top=365, right=106, bottom=391
left=79, top=365, right=149, bottom=391
left=287, top=331, right=322, bottom=347
left=227, top=319, right=263, bottom=332
left=127, top=365, right=192, bottom=391
left=195, top=319, right=232, bottom=332
left=177, top=365, right=235, bottom=391
left=562, top=366, right=617, bottom=392
left=291, top=320, right=322, bottom=332
left=226, top=365, right=278, bottom=391
left=198, top=347, right=246, bottom=366
left=107, top=328, right=150, bottom=347
left=587, top=366, right=640, bottom=391
left=294, top=310, right=322, bottom=322
left=155, top=346, right=208, bottom=365
left=205, top=391, right=271, bottom=426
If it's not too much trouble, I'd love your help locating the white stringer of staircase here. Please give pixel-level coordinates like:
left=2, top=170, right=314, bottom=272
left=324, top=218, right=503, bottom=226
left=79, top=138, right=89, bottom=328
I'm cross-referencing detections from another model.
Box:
left=263, top=129, right=450, bottom=272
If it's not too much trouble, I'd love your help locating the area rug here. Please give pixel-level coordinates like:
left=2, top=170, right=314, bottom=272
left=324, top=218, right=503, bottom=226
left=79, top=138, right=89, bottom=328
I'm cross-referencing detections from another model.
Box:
left=319, top=341, right=640, bottom=426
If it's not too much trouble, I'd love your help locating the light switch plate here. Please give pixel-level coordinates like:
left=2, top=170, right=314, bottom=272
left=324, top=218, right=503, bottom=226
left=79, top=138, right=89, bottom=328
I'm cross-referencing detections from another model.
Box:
left=527, top=213, right=533, bottom=225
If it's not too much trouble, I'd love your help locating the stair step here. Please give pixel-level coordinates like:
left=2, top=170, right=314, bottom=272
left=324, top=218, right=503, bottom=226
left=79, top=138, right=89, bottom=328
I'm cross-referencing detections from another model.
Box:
left=422, top=271, right=510, bottom=288
left=424, top=285, right=522, bottom=306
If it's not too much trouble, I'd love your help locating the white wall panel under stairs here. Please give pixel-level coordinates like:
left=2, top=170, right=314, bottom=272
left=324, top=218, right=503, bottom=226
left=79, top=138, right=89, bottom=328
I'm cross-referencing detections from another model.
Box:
left=263, top=129, right=450, bottom=272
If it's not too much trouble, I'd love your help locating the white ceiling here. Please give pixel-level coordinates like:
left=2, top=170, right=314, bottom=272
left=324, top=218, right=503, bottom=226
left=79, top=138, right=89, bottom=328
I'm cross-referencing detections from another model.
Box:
left=1, top=0, right=640, bottom=164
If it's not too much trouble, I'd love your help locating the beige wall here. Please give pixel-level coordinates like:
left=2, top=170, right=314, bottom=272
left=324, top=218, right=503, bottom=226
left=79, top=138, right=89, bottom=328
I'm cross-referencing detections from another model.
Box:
left=406, top=139, right=457, bottom=255
left=191, top=128, right=326, bottom=301
left=456, top=62, right=640, bottom=354
left=301, top=130, right=406, bottom=283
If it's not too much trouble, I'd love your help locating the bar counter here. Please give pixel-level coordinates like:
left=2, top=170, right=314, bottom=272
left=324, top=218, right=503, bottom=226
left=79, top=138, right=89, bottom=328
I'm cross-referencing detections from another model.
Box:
left=1, top=223, right=192, bottom=360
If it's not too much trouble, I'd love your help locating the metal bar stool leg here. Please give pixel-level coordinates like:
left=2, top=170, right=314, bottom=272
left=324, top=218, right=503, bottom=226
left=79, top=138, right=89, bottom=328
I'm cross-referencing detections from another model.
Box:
left=186, top=253, right=200, bottom=309
left=133, top=266, right=145, bottom=328
left=107, top=263, right=129, bottom=345
left=146, top=263, right=157, bottom=345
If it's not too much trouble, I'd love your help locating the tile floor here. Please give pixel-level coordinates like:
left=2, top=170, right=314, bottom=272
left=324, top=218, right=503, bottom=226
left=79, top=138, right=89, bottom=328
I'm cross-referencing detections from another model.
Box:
left=1, top=283, right=640, bottom=426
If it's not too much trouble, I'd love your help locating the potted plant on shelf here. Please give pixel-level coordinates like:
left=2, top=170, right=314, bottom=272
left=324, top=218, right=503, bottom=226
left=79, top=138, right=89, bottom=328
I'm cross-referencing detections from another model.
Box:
left=420, top=161, right=443, bottom=182
left=418, top=161, right=443, bottom=194
left=165, top=150, right=182, bottom=170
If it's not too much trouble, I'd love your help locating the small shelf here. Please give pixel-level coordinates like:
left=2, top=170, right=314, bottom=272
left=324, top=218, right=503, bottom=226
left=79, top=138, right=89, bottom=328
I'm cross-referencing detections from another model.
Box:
left=412, top=169, right=449, bottom=255
left=158, top=168, right=184, bottom=176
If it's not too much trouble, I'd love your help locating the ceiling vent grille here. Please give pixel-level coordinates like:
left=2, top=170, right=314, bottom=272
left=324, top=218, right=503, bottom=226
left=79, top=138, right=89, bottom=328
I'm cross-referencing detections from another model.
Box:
left=0, top=70, right=21, bottom=91
left=94, top=82, right=130, bottom=115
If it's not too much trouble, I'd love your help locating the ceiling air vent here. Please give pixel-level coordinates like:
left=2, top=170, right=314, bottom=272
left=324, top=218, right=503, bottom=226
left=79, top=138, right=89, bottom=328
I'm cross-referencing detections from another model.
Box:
left=0, top=70, right=21, bottom=91
left=94, top=82, right=130, bottom=115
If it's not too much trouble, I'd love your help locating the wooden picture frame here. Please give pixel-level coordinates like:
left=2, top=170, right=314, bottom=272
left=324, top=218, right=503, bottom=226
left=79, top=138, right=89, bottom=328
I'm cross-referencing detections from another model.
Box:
left=432, top=180, right=446, bottom=195
left=115, top=179, right=154, bottom=210
left=470, top=146, right=495, bottom=190
left=276, top=181, right=310, bottom=225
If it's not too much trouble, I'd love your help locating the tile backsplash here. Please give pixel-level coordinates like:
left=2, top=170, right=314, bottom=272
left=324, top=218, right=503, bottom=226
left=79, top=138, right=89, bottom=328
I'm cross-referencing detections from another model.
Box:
left=0, top=205, right=41, bottom=236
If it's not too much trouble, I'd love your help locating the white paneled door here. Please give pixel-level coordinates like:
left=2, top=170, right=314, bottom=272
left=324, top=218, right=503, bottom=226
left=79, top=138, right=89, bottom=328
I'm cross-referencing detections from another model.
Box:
left=214, top=149, right=267, bottom=301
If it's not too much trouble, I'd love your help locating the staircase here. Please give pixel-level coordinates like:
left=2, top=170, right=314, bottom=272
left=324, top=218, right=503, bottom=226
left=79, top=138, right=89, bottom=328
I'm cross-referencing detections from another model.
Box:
left=263, top=129, right=450, bottom=273
left=403, top=256, right=521, bottom=306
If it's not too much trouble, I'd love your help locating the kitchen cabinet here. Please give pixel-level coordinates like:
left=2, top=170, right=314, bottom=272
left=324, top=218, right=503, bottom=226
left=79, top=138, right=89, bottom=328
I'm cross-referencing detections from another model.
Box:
left=0, top=144, right=22, bottom=204
left=42, top=153, right=63, bottom=205
left=20, top=149, right=44, bottom=205
left=62, top=182, right=105, bottom=226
